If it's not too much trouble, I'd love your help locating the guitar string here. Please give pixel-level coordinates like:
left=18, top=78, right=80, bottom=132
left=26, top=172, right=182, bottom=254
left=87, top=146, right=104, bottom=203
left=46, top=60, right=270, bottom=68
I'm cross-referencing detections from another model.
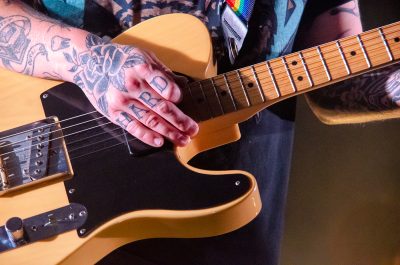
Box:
left=3, top=132, right=140, bottom=177
left=194, top=44, right=400, bottom=97
left=0, top=110, right=98, bottom=141
left=0, top=33, right=400, bottom=184
left=0, top=114, right=106, bottom=150
left=203, top=31, right=400, bottom=94
left=0, top=28, right=398, bottom=156
left=0, top=47, right=397, bottom=162
left=2, top=127, right=132, bottom=173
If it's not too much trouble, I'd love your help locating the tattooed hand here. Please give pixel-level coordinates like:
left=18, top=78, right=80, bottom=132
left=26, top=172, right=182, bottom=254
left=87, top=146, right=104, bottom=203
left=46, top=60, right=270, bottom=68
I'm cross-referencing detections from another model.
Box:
left=67, top=34, right=198, bottom=147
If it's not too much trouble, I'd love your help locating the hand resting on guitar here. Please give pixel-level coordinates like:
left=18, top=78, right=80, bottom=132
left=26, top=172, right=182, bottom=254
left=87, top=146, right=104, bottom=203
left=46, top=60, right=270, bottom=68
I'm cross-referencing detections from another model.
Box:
left=0, top=1, right=199, bottom=147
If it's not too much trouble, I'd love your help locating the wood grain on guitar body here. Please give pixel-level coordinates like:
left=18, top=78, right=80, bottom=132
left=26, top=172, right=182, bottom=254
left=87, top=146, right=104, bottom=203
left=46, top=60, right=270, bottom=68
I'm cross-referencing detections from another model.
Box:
left=0, top=14, right=399, bottom=264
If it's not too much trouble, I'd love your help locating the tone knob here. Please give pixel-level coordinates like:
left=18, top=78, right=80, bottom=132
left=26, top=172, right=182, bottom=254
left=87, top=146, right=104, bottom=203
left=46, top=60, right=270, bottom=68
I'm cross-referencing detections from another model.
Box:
left=5, top=217, right=24, bottom=242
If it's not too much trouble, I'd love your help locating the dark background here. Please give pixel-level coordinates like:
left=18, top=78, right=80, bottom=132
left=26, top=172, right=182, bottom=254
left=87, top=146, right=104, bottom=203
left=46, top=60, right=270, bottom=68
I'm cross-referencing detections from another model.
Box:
left=281, top=0, right=400, bottom=264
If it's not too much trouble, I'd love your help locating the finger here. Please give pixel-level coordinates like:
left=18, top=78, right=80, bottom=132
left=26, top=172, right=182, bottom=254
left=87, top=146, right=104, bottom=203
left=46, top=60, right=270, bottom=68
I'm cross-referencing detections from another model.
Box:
left=134, top=63, right=182, bottom=103
left=113, top=111, right=164, bottom=147
left=146, top=54, right=189, bottom=102
left=132, top=86, right=199, bottom=137
left=123, top=100, right=191, bottom=146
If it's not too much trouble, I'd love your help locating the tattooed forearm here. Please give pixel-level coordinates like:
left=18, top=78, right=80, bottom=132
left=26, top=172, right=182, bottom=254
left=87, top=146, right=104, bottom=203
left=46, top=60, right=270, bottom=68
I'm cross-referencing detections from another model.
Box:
left=51, top=36, right=71, bottom=51
left=309, top=65, right=400, bottom=112
left=0, top=15, right=47, bottom=75
left=329, top=1, right=359, bottom=17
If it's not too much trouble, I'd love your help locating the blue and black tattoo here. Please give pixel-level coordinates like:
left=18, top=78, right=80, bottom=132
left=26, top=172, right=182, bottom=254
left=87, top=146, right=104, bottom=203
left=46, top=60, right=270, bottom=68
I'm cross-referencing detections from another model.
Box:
left=309, top=65, right=400, bottom=111
left=65, top=33, right=147, bottom=114
left=0, top=15, right=47, bottom=75
left=51, top=35, right=70, bottom=51
left=115, top=112, right=132, bottom=129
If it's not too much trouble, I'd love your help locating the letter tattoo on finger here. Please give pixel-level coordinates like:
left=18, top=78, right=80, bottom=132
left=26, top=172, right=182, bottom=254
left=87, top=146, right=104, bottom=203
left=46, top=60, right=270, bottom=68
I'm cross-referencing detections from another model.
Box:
left=115, top=112, right=132, bottom=129
left=139, top=92, right=160, bottom=108
left=150, top=76, right=168, bottom=93
left=129, top=103, right=148, bottom=119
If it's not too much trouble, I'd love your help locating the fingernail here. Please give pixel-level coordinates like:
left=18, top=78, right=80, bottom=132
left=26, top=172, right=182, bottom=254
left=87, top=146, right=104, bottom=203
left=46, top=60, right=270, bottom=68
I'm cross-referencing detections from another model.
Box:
left=154, top=137, right=163, bottom=146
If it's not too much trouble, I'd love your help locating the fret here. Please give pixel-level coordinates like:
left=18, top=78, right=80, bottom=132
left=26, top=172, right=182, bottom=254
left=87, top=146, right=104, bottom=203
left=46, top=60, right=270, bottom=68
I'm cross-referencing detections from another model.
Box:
left=187, top=82, right=212, bottom=121
left=236, top=70, right=251, bottom=106
left=268, top=59, right=296, bottom=96
left=236, top=67, right=265, bottom=105
left=298, top=51, right=313, bottom=87
left=361, top=29, right=392, bottom=66
left=301, top=48, right=330, bottom=86
left=250, top=65, right=265, bottom=102
left=266, top=61, right=280, bottom=97
left=223, top=73, right=238, bottom=111
left=180, top=83, right=200, bottom=121
left=200, top=79, right=226, bottom=117
left=253, top=63, right=280, bottom=100
left=210, top=77, right=225, bottom=115
left=339, top=35, right=370, bottom=73
left=381, top=24, right=400, bottom=60
left=378, top=27, right=394, bottom=61
left=316, top=46, right=332, bottom=81
left=198, top=81, right=214, bottom=118
left=211, top=75, right=237, bottom=114
left=284, top=52, right=312, bottom=92
left=336, top=40, right=351, bottom=75
left=281, top=57, right=297, bottom=92
left=225, top=72, right=250, bottom=109
left=357, top=34, right=371, bottom=68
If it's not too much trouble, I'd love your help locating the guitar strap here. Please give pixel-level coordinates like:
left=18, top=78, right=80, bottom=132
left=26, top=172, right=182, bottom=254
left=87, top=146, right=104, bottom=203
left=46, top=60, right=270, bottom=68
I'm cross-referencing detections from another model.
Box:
left=220, top=0, right=256, bottom=64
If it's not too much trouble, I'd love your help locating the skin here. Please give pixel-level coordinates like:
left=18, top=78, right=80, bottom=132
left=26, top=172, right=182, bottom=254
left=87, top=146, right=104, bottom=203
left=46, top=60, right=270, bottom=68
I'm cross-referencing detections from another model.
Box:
left=297, top=0, right=400, bottom=115
left=0, top=0, right=398, bottom=146
left=0, top=0, right=198, bottom=147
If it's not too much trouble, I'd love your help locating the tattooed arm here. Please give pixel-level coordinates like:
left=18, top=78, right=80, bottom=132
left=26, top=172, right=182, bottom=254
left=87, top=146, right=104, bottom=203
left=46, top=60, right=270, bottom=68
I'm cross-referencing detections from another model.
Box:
left=298, top=0, right=400, bottom=124
left=0, top=1, right=198, bottom=146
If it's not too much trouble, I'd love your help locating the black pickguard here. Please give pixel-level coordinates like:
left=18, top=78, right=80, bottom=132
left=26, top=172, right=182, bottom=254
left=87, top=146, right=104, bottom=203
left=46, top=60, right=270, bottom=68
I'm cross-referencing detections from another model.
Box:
left=41, top=83, right=251, bottom=237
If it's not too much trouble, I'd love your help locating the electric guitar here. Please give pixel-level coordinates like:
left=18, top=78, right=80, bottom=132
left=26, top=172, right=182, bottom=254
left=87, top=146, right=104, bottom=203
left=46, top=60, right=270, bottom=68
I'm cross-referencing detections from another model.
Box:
left=0, top=14, right=399, bottom=265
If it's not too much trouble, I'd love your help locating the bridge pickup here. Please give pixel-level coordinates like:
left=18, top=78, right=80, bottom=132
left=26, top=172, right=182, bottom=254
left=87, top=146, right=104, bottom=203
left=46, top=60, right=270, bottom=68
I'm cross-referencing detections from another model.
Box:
left=0, top=117, right=73, bottom=196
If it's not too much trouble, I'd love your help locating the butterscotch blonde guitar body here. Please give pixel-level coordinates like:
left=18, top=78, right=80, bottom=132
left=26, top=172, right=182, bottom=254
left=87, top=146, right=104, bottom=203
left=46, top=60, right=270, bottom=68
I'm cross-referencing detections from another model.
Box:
left=0, top=14, right=263, bottom=264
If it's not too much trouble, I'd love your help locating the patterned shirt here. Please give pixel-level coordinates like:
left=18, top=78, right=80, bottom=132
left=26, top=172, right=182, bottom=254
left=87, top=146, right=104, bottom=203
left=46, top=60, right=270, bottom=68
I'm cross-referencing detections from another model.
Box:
left=36, top=0, right=350, bottom=72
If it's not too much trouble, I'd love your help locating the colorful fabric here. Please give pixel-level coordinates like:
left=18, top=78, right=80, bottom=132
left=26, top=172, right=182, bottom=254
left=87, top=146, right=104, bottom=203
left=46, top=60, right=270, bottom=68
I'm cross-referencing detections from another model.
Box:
left=226, top=0, right=255, bottom=23
left=41, top=0, right=85, bottom=27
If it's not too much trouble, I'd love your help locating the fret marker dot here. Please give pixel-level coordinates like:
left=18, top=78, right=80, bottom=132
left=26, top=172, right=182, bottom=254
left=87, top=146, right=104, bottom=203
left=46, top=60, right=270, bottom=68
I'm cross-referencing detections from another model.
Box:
left=297, top=76, right=303, bottom=81
left=395, top=37, right=400, bottom=43
left=292, top=61, right=298, bottom=66
left=221, top=91, right=227, bottom=96
left=247, top=82, right=254, bottom=88
left=350, top=51, right=356, bottom=56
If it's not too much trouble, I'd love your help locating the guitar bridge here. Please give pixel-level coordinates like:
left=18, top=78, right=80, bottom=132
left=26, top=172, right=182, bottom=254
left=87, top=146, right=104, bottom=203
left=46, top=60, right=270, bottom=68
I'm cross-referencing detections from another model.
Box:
left=0, top=117, right=73, bottom=195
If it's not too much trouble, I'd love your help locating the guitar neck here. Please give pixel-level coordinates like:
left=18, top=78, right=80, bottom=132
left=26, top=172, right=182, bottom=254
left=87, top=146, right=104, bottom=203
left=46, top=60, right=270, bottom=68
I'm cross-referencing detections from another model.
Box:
left=181, top=21, right=400, bottom=122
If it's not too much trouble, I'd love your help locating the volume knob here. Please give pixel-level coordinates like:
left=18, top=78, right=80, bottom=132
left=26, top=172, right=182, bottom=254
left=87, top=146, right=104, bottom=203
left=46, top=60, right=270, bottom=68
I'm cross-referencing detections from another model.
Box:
left=5, top=217, right=24, bottom=242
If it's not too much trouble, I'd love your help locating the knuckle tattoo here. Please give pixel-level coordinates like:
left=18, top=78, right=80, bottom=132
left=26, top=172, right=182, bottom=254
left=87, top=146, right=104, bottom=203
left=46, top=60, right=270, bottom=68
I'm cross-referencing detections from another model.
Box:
left=150, top=76, right=168, bottom=93
left=128, top=103, right=148, bottom=120
left=115, top=112, right=132, bottom=129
